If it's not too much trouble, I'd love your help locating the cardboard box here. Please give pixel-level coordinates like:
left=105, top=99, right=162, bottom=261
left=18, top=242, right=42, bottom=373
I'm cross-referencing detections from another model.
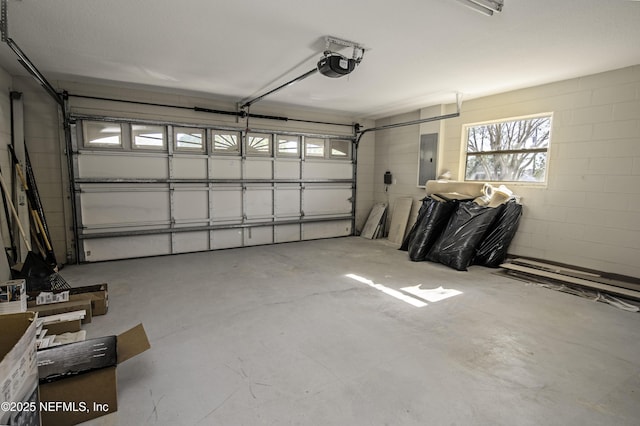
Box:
left=38, top=336, right=117, bottom=383
left=43, top=319, right=82, bottom=336
left=69, top=284, right=108, bottom=316
left=0, top=280, right=27, bottom=314
left=29, top=284, right=108, bottom=317
left=29, top=300, right=92, bottom=324
left=38, top=324, right=150, bottom=426
left=0, top=311, right=41, bottom=426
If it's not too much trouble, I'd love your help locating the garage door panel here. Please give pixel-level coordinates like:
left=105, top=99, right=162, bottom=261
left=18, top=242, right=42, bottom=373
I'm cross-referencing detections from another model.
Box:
left=246, top=187, right=273, bottom=218
left=81, top=190, right=170, bottom=226
left=244, top=226, right=273, bottom=246
left=211, top=187, right=242, bottom=221
left=275, top=224, right=300, bottom=243
left=83, top=234, right=171, bottom=262
left=174, top=189, right=208, bottom=220
left=211, top=157, right=241, bottom=179
left=303, top=220, right=352, bottom=240
left=303, top=187, right=352, bottom=216
left=275, top=160, right=300, bottom=179
left=212, top=229, right=243, bottom=249
left=79, top=154, right=168, bottom=179
left=173, top=157, right=207, bottom=179
left=245, top=158, right=272, bottom=179
left=275, top=187, right=300, bottom=217
left=304, top=161, right=352, bottom=179
left=173, top=231, right=209, bottom=253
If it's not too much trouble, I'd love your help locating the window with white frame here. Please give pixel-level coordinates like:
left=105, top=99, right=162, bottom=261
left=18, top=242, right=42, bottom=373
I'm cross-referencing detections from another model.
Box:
left=305, top=138, right=325, bottom=157
left=246, top=133, right=272, bottom=155
left=175, top=127, right=205, bottom=151
left=132, top=124, right=166, bottom=149
left=463, top=114, right=552, bottom=183
left=84, top=121, right=122, bottom=147
left=277, top=135, right=300, bottom=156
left=330, top=139, right=351, bottom=159
left=213, top=131, right=240, bottom=154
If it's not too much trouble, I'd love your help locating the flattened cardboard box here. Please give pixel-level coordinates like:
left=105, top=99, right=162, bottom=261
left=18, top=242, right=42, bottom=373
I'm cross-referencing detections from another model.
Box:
left=38, top=324, right=150, bottom=426
left=28, top=283, right=108, bottom=317
left=0, top=311, right=41, bottom=426
left=29, top=299, right=92, bottom=324
left=38, top=336, right=117, bottom=383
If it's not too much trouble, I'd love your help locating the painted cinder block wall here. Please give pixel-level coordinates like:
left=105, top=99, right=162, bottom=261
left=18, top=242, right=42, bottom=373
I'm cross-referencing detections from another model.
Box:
left=373, top=105, right=445, bottom=233
left=376, top=65, right=640, bottom=278
left=0, top=67, right=13, bottom=280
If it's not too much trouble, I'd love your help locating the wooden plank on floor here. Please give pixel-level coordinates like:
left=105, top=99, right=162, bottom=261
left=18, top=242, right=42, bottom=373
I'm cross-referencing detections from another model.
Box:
left=500, top=263, right=640, bottom=301
left=387, top=197, right=413, bottom=246
left=511, top=258, right=640, bottom=293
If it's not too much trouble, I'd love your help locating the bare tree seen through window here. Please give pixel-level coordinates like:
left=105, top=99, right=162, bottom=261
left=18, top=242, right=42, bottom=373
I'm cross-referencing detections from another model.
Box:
left=465, top=116, right=551, bottom=182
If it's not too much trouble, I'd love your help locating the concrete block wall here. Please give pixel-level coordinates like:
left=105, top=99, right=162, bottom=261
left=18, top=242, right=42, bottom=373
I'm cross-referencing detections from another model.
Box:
left=372, top=110, right=421, bottom=235
left=372, top=105, right=447, bottom=235
left=11, top=77, right=67, bottom=263
left=0, top=67, right=13, bottom=280
left=434, top=65, right=640, bottom=278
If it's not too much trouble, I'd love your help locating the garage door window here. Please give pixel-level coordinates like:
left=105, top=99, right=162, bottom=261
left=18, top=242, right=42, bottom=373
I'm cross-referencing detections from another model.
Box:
left=175, top=127, right=205, bottom=152
left=132, top=124, right=166, bottom=149
left=330, top=139, right=351, bottom=159
left=305, top=138, right=325, bottom=157
left=277, top=135, right=300, bottom=157
left=247, top=133, right=272, bottom=156
left=213, top=131, right=240, bottom=154
left=84, top=121, right=122, bottom=147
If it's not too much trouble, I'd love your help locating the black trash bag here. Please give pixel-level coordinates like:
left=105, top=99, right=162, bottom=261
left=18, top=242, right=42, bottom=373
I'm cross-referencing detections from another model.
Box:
left=426, top=201, right=503, bottom=271
left=400, top=197, right=432, bottom=251
left=473, top=200, right=523, bottom=267
left=406, top=198, right=457, bottom=261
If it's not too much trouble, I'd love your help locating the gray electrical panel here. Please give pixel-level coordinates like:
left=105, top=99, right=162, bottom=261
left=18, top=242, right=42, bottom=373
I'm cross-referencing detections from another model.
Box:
left=418, top=133, right=438, bottom=186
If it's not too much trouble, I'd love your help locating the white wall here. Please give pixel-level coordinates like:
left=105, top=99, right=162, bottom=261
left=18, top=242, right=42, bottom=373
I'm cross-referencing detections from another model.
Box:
left=0, top=66, right=13, bottom=280
left=11, top=77, right=66, bottom=263
left=372, top=110, right=421, bottom=235
left=376, top=65, right=640, bottom=278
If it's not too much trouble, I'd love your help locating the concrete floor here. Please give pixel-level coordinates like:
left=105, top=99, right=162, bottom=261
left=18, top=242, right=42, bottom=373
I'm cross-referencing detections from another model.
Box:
left=58, top=237, right=640, bottom=426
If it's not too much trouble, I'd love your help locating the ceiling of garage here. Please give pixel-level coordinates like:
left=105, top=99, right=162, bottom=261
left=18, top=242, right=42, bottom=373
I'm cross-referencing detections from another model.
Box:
left=0, top=0, right=639, bottom=119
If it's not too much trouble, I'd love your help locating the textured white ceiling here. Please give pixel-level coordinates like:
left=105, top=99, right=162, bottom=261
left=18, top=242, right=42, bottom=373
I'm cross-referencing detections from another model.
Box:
left=1, top=0, right=639, bottom=118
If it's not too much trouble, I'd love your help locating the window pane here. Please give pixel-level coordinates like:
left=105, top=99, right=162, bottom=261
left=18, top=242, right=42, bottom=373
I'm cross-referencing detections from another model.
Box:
left=247, top=133, right=272, bottom=155
left=132, top=124, right=165, bottom=148
left=213, top=132, right=240, bottom=153
left=85, top=121, right=122, bottom=146
left=277, top=136, right=299, bottom=156
left=465, top=115, right=551, bottom=183
left=330, top=139, right=350, bottom=158
left=305, top=138, right=325, bottom=157
left=467, top=117, right=551, bottom=153
left=175, top=127, right=204, bottom=150
left=465, top=152, right=547, bottom=182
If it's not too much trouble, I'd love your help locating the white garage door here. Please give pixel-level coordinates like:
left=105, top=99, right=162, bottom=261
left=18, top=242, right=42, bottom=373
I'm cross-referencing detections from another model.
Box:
left=70, top=118, right=355, bottom=262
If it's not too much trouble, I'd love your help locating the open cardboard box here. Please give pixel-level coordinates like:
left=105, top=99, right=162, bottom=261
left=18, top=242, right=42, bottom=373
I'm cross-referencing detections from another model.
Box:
left=0, top=311, right=41, bottom=426
left=28, top=284, right=109, bottom=317
left=29, top=299, right=93, bottom=324
left=38, top=323, right=150, bottom=426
